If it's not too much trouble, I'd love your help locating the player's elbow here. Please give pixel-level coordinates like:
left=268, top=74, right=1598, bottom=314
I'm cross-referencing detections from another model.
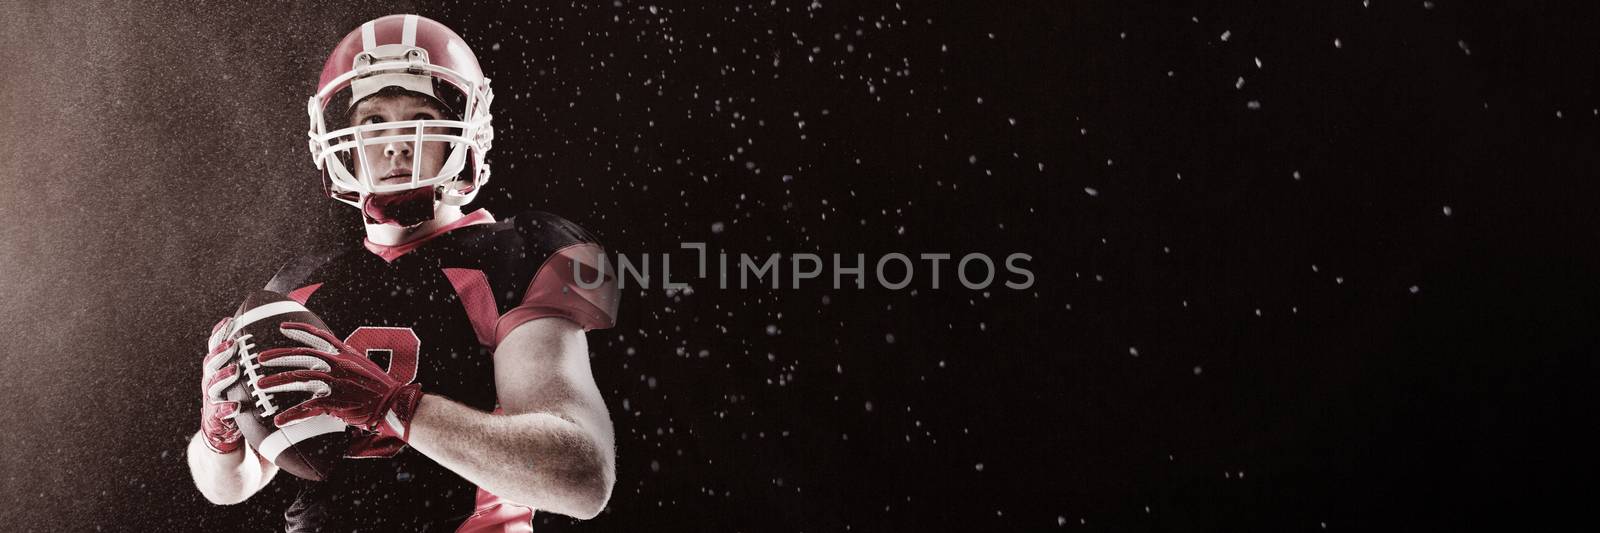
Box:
left=569, top=462, right=615, bottom=520
left=554, top=481, right=610, bottom=520
left=551, top=447, right=614, bottom=520
left=531, top=432, right=613, bottom=520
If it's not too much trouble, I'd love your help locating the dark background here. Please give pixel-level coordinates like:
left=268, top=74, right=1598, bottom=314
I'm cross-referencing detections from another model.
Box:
left=1, top=0, right=1595, bottom=531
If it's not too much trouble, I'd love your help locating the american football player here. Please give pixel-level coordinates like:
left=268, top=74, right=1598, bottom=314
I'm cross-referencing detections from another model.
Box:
left=185, top=14, right=620, bottom=531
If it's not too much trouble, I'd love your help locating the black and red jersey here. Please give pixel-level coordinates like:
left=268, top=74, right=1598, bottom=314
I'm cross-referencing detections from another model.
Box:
left=260, top=209, right=618, bottom=532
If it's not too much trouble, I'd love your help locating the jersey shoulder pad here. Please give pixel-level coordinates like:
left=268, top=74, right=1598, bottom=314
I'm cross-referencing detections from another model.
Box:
left=495, top=211, right=620, bottom=336
left=509, top=210, right=601, bottom=249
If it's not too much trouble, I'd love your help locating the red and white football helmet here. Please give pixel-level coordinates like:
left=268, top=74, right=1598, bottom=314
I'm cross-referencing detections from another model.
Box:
left=307, top=14, right=494, bottom=208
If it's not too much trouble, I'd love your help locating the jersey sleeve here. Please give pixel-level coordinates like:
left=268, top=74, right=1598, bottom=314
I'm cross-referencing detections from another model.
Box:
left=491, top=212, right=620, bottom=345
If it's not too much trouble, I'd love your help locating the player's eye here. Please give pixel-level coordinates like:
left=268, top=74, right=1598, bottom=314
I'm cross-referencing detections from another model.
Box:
left=413, top=112, right=436, bottom=121
left=361, top=115, right=386, bottom=125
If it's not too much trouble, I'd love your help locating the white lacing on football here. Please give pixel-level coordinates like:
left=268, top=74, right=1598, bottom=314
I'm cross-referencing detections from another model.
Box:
left=235, top=334, right=280, bottom=416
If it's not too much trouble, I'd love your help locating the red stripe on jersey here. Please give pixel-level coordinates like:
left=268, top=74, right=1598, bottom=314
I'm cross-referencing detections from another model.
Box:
left=494, top=242, right=619, bottom=344
left=442, top=268, right=499, bottom=348
left=286, top=282, right=324, bottom=304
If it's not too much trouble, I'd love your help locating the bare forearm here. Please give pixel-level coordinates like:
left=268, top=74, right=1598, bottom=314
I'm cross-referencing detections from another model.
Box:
left=406, top=395, right=614, bottom=519
left=186, top=431, right=273, bottom=504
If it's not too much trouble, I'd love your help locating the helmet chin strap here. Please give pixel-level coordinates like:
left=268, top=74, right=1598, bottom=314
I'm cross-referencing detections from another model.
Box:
left=361, top=187, right=438, bottom=228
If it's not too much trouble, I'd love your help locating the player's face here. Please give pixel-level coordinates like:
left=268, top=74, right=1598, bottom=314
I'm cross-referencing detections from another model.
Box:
left=349, top=94, right=449, bottom=187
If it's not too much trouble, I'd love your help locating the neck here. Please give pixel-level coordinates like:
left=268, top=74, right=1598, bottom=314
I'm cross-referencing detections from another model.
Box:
left=364, top=205, right=466, bottom=246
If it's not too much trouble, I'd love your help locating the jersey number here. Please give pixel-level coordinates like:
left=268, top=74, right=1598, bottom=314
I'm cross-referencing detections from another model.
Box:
left=342, top=327, right=421, bottom=458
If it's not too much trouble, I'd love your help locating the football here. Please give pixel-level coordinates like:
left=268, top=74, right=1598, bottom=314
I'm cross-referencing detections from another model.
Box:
left=223, top=290, right=348, bottom=481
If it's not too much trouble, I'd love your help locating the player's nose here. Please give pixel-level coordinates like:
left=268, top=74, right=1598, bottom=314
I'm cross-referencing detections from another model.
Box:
left=383, top=139, right=412, bottom=159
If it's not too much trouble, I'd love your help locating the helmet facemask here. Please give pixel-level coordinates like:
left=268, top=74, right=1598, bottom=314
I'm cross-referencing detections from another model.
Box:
left=307, top=41, right=494, bottom=225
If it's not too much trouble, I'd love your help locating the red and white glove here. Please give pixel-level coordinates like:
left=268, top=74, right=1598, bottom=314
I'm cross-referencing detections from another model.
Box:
left=255, top=322, right=424, bottom=441
left=200, top=317, right=243, bottom=454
